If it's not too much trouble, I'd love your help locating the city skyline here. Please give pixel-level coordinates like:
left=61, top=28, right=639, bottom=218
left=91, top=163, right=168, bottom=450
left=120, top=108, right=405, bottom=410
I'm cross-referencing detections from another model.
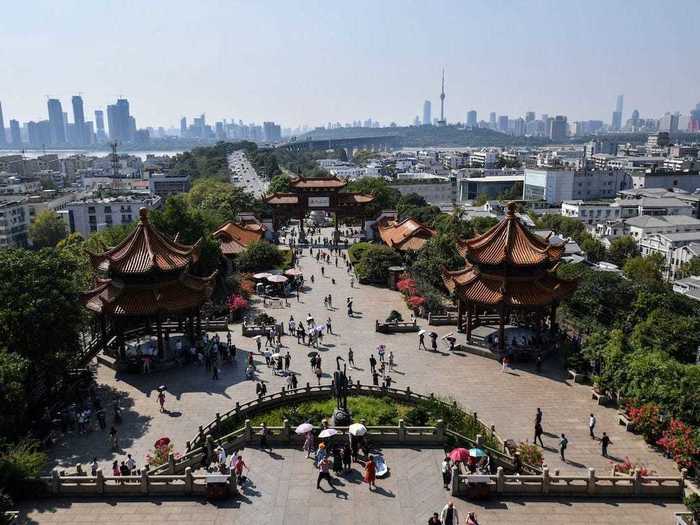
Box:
left=1, top=0, right=699, bottom=129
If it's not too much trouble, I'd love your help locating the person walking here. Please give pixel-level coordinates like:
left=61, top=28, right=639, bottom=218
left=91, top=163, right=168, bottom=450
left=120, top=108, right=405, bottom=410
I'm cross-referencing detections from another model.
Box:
left=326, top=317, right=333, bottom=335
left=233, top=455, right=249, bottom=484
left=112, top=460, right=120, bottom=477
left=388, top=351, right=395, bottom=371
left=369, top=354, right=377, bottom=374
left=419, top=332, right=427, bottom=350
left=535, top=408, right=543, bottom=427
left=256, top=337, right=262, bottom=352
left=428, top=512, right=442, bottom=525
left=126, top=454, right=136, bottom=474
left=303, top=431, right=315, bottom=459
left=601, top=432, right=612, bottom=458
left=364, top=455, right=377, bottom=491
left=284, top=351, right=291, bottom=372
left=316, top=456, right=333, bottom=490
left=348, top=348, right=354, bottom=368
left=342, top=443, right=352, bottom=473
left=315, top=365, right=323, bottom=385
left=440, top=501, right=459, bottom=525
left=534, top=421, right=544, bottom=447
left=559, top=433, right=568, bottom=462
left=259, top=423, right=272, bottom=453
left=90, top=458, right=99, bottom=477
left=466, top=511, right=480, bottom=525
left=589, top=413, right=596, bottom=439
left=378, top=345, right=385, bottom=363
left=441, top=455, right=452, bottom=490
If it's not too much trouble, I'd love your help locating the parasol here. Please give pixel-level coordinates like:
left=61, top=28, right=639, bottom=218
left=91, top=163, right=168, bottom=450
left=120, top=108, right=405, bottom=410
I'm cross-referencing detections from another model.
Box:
left=469, top=448, right=487, bottom=458
left=253, top=272, right=273, bottom=280
left=154, top=437, right=171, bottom=449
left=448, top=447, right=470, bottom=462
left=267, top=275, right=288, bottom=283
left=284, top=268, right=303, bottom=277
left=418, top=329, right=427, bottom=336
left=253, top=335, right=263, bottom=340
left=295, top=423, right=314, bottom=434
left=271, top=353, right=281, bottom=359
left=318, top=428, right=338, bottom=438
left=441, top=332, right=455, bottom=340
left=348, top=423, right=367, bottom=436
left=307, top=351, right=319, bottom=357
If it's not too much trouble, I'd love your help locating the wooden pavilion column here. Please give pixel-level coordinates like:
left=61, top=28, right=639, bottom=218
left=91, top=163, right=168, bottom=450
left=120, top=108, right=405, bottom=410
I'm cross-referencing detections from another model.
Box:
left=550, top=303, right=557, bottom=335
left=187, top=314, right=195, bottom=345
left=457, top=298, right=464, bottom=333
left=99, top=315, right=108, bottom=353
left=116, top=319, right=126, bottom=361
left=156, top=314, right=164, bottom=359
left=195, top=310, right=202, bottom=337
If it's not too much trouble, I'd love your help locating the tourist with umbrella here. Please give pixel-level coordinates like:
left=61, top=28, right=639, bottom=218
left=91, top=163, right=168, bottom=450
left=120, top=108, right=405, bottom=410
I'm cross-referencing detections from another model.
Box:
left=418, top=330, right=427, bottom=350
left=430, top=332, right=438, bottom=352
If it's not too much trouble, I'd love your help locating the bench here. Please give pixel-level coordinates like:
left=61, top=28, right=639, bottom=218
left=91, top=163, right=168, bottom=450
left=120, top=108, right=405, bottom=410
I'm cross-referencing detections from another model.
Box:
left=617, top=412, right=634, bottom=431
left=568, top=370, right=589, bottom=384
left=592, top=389, right=609, bottom=406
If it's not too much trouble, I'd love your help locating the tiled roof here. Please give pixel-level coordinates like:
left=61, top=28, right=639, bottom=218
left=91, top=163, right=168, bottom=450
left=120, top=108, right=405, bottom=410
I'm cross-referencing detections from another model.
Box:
left=377, top=217, right=436, bottom=251
left=87, top=208, right=200, bottom=275
left=442, top=265, right=576, bottom=307
left=264, top=193, right=300, bottom=205
left=289, top=175, right=347, bottom=189
left=81, top=272, right=216, bottom=316
left=336, top=193, right=375, bottom=205
left=213, top=221, right=266, bottom=255
left=459, top=203, right=564, bottom=266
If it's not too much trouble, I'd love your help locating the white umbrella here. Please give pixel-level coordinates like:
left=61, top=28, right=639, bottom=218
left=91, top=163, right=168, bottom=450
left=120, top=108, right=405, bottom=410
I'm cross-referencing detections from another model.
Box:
left=418, top=330, right=427, bottom=336
left=253, top=272, right=273, bottom=280
left=348, top=423, right=367, bottom=436
left=318, top=428, right=338, bottom=439
left=271, top=353, right=281, bottom=359
left=295, top=423, right=313, bottom=434
left=285, top=268, right=303, bottom=277
left=253, top=335, right=263, bottom=340
left=267, top=275, right=288, bottom=283
left=441, top=332, right=455, bottom=340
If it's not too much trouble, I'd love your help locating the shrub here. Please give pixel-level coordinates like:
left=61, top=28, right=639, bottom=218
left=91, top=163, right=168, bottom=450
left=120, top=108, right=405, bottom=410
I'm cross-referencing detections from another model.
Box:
left=386, top=310, right=403, bottom=323
left=0, top=439, right=47, bottom=499
left=406, top=295, right=426, bottom=309
left=354, top=245, right=402, bottom=282
left=684, top=493, right=700, bottom=520
left=517, top=442, right=543, bottom=466
left=239, top=278, right=255, bottom=298
left=611, top=456, right=655, bottom=477
left=627, top=402, right=665, bottom=443
left=227, top=294, right=249, bottom=313
left=656, top=419, right=699, bottom=471
left=253, top=313, right=276, bottom=326
left=396, top=278, right=417, bottom=295
left=146, top=438, right=181, bottom=468
left=348, top=242, right=371, bottom=265
left=236, top=240, right=283, bottom=272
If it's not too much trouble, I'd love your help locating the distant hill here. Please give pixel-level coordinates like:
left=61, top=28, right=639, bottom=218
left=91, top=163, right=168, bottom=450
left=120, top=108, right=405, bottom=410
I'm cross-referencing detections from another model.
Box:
left=297, top=125, right=553, bottom=148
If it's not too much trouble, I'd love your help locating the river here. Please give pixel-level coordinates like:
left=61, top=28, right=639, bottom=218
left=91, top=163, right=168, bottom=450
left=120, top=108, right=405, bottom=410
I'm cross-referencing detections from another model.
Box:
left=0, top=149, right=189, bottom=160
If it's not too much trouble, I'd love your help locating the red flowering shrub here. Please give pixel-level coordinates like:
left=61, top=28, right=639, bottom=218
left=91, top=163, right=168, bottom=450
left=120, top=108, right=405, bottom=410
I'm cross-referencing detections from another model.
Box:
left=146, top=439, right=181, bottom=467
left=240, top=279, right=255, bottom=298
left=227, top=294, right=249, bottom=313
left=656, top=419, right=699, bottom=471
left=396, top=278, right=417, bottom=295
left=611, top=456, right=655, bottom=477
left=406, top=295, right=426, bottom=308
left=627, top=402, right=664, bottom=443
left=517, top=441, right=543, bottom=466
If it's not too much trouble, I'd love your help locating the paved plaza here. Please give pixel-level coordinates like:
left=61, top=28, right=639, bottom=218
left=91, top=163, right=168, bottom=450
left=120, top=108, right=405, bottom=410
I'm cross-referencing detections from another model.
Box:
left=28, top=228, right=684, bottom=524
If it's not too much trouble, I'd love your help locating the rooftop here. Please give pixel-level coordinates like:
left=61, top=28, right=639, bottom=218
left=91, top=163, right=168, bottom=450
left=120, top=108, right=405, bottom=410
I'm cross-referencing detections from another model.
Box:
left=625, top=215, right=700, bottom=228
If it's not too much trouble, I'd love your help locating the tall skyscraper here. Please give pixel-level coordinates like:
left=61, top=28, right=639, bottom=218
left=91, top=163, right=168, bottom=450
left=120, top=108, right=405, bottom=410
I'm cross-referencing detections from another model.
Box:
left=0, top=101, right=6, bottom=145
left=611, top=94, right=624, bottom=130
left=525, top=111, right=536, bottom=123
left=489, top=112, right=496, bottom=129
left=107, top=104, right=118, bottom=141
left=107, top=99, right=133, bottom=142
left=466, top=110, right=477, bottom=128
left=94, top=110, right=106, bottom=142
left=71, top=95, right=86, bottom=146
left=498, top=115, right=509, bottom=132
left=180, top=117, right=187, bottom=135
left=9, top=120, right=21, bottom=145
left=437, top=69, right=446, bottom=126
left=422, top=101, right=431, bottom=126
left=549, top=115, right=568, bottom=141
left=47, top=98, right=66, bottom=145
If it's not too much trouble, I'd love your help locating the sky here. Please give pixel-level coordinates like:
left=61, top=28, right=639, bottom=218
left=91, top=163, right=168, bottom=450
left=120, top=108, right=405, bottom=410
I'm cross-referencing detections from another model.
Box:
left=1, top=0, right=699, bottom=130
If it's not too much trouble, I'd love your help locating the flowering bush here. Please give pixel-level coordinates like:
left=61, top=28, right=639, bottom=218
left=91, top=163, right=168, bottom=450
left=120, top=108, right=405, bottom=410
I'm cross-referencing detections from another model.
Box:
left=517, top=441, right=543, bottom=466
left=627, top=402, right=665, bottom=443
left=240, top=279, right=255, bottom=298
left=656, top=419, right=699, bottom=471
left=146, top=439, right=181, bottom=467
left=406, top=295, right=426, bottom=309
left=227, top=294, right=249, bottom=313
left=396, top=278, right=417, bottom=295
left=611, top=456, right=655, bottom=477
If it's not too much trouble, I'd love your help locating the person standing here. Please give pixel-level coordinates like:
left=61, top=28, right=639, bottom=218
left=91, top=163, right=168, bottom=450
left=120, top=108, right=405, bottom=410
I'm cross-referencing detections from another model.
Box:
left=388, top=351, right=395, bottom=371
left=259, top=423, right=272, bottom=453
left=428, top=513, right=442, bottom=525
left=419, top=332, right=427, bottom=350
left=315, top=365, right=323, bottom=385
left=126, top=454, right=136, bottom=474
left=348, top=348, right=355, bottom=368
left=440, top=501, right=459, bottom=525
left=342, top=443, right=352, bottom=473
left=303, top=431, right=315, bottom=459
left=369, top=354, right=377, bottom=374
left=534, top=421, right=544, bottom=447
left=233, top=455, right=249, bottom=484
left=109, top=426, right=118, bottom=450
left=284, top=351, right=291, bottom=372
left=535, top=408, right=543, bottom=428
left=364, top=455, right=377, bottom=491
left=372, top=370, right=380, bottom=386
left=601, top=432, right=612, bottom=458
left=316, top=456, right=333, bottom=490
left=441, top=455, right=452, bottom=490
left=90, top=458, right=99, bottom=477
left=256, top=337, right=262, bottom=353
left=326, top=317, right=333, bottom=335
left=559, top=433, right=568, bottom=462
left=466, top=511, right=480, bottom=525
left=120, top=461, right=130, bottom=476
left=378, top=345, right=385, bottom=363
left=589, top=413, right=596, bottom=439
left=291, top=373, right=298, bottom=389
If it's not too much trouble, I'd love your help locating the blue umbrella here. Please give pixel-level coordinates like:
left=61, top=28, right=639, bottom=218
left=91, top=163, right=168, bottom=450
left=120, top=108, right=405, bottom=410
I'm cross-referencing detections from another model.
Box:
left=469, top=448, right=487, bottom=458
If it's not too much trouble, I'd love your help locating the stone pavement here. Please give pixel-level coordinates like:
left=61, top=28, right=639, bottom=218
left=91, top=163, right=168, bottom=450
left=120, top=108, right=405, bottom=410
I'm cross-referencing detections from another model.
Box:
left=39, top=227, right=682, bottom=523
left=24, top=447, right=685, bottom=524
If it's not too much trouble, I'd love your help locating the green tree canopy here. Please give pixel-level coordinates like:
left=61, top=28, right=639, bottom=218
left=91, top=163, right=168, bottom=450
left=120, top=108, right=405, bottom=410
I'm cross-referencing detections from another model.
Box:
left=607, top=236, right=639, bottom=267
left=537, top=214, right=587, bottom=243
left=580, top=234, right=607, bottom=263
left=410, top=234, right=465, bottom=290
left=623, top=254, right=664, bottom=284
left=354, top=244, right=402, bottom=282
left=345, top=177, right=401, bottom=216
left=267, top=174, right=292, bottom=194
left=28, top=210, right=67, bottom=248
left=677, top=256, right=700, bottom=278
left=630, top=308, right=700, bottom=364
left=236, top=240, right=284, bottom=273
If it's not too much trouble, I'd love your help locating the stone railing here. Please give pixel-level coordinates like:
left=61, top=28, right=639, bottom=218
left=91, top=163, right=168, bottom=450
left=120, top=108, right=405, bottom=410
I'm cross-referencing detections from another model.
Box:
left=451, top=466, right=687, bottom=499
left=427, top=312, right=458, bottom=326
left=374, top=319, right=420, bottom=333
left=40, top=467, right=236, bottom=497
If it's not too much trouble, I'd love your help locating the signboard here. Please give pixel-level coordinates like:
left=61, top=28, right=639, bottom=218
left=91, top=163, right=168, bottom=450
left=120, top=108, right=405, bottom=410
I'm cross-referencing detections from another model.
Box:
left=308, top=196, right=330, bottom=208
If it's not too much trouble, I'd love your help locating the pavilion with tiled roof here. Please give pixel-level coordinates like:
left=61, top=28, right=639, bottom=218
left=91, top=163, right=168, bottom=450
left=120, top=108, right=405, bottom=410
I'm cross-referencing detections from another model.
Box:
left=82, top=208, right=217, bottom=359
left=442, top=202, right=577, bottom=353
left=263, top=175, right=374, bottom=242
left=377, top=217, right=436, bottom=252
left=213, top=220, right=267, bottom=256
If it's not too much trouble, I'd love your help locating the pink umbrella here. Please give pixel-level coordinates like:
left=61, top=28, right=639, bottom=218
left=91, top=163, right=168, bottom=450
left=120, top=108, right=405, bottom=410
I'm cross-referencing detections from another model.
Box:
left=284, top=268, right=303, bottom=277
left=267, top=274, right=288, bottom=284
left=154, top=437, right=171, bottom=449
left=448, top=447, right=470, bottom=462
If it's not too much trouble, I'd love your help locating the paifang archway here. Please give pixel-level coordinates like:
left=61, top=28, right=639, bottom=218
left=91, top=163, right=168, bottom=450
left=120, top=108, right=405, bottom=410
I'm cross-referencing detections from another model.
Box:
left=263, top=175, right=374, bottom=242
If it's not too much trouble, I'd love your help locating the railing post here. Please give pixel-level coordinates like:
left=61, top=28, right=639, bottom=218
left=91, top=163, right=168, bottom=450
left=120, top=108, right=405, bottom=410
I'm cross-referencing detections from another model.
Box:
left=96, top=468, right=105, bottom=495
left=206, top=435, right=214, bottom=462
left=198, top=425, right=204, bottom=441
left=542, top=467, right=549, bottom=495
left=473, top=411, right=478, bottom=424
left=587, top=468, right=596, bottom=496
left=185, top=467, right=193, bottom=495
left=215, top=412, right=221, bottom=430
left=496, top=466, right=504, bottom=494
left=51, top=470, right=60, bottom=494
left=490, top=425, right=496, bottom=439
left=398, top=419, right=406, bottom=442
left=633, top=468, right=642, bottom=496
left=435, top=419, right=445, bottom=441
left=476, top=434, right=484, bottom=448
left=186, top=441, right=191, bottom=452
left=244, top=419, right=253, bottom=442
left=283, top=418, right=291, bottom=443
left=141, top=470, right=149, bottom=495
left=235, top=402, right=240, bottom=413
left=680, top=468, right=687, bottom=498
left=168, top=452, right=176, bottom=474
left=450, top=465, right=459, bottom=496
left=305, top=382, right=311, bottom=393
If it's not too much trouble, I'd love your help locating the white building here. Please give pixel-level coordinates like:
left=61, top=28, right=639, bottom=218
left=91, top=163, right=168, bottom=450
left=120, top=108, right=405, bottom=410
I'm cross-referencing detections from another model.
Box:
left=639, top=232, right=700, bottom=278
left=469, top=150, right=498, bottom=168
left=561, top=201, right=620, bottom=226
left=390, top=174, right=457, bottom=205
left=523, top=168, right=629, bottom=205
left=625, top=215, right=700, bottom=241
left=673, top=275, right=700, bottom=302
left=0, top=197, right=29, bottom=248
left=65, top=193, right=162, bottom=238
left=629, top=169, right=700, bottom=193
left=147, top=173, right=191, bottom=197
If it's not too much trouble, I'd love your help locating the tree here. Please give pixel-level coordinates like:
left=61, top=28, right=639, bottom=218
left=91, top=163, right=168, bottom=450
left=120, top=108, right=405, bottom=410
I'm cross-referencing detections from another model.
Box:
left=396, top=193, right=427, bottom=218
left=345, top=177, right=401, bottom=216
left=608, top=236, right=639, bottom=267
left=267, top=174, right=292, bottom=194
left=28, top=210, right=66, bottom=248
left=630, top=308, right=700, bottom=364
left=580, top=234, right=607, bottom=263
left=623, top=254, right=664, bottom=284
left=236, top=240, right=283, bottom=272
left=469, top=216, right=499, bottom=235
left=410, top=234, right=465, bottom=289
left=538, top=214, right=587, bottom=243
left=354, top=245, right=402, bottom=282
left=187, top=178, right=256, bottom=223
left=472, top=193, right=489, bottom=206
left=677, top=256, right=700, bottom=278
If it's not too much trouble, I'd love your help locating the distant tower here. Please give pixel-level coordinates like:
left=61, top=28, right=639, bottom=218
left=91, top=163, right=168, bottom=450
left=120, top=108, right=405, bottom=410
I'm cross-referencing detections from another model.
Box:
left=422, top=100, right=432, bottom=126
left=437, top=69, right=447, bottom=126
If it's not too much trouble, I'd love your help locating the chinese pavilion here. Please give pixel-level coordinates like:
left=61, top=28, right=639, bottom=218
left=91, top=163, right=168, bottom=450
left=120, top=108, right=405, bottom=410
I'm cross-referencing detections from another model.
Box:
left=442, top=202, right=577, bottom=353
left=263, top=175, right=374, bottom=240
left=377, top=216, right=436, bottom=252
left=82, top=208, right=217, bottom=359
left=213, top=220, right=267, bottom=257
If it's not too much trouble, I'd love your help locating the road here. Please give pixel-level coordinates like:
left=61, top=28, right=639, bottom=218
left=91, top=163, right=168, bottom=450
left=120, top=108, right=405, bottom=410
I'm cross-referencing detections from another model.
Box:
left=228, top=150, right=269, bottom=196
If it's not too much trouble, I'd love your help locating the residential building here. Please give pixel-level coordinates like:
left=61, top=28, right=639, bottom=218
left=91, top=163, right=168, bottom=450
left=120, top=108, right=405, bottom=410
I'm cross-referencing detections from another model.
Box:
left=639, top=232, right=700, bottom=278
left=549, top=116, right=568, bottom=141
left=523, top=167, right=629, bottom=204
left=469, top=149, right=498, bottom=168
left=466, top=110, right=477, bottom=128
left=147, top=173, right=191, bottom=197
left=673, top=275, right=700, bottom=302
left=625, top=215, right=700, bottom=242
left=9, top=120, right=21, bottom=145
left=94, top=110, right=106, bottom=142
left=47, top=98, right=65, bottom=145
left=561, top=200, right=620, bottom=226
left=0, top=197, right=29, bottom=248
left=389, top=174, right=457, bottom=204
left=422, top=100, right=431, bottom=126
left=263, top=121, right=281, bottom=142
left=628, top=168, right=700, bottom=193
left=65, top=193, right=162, bottom=237
left=71, top=95, right=86, bottom=146
left=459, top=175, right=524, bottom=201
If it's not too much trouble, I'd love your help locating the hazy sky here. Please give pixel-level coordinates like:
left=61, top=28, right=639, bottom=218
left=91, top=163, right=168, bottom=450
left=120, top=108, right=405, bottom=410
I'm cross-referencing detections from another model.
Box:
left=2, top=0, right=699, bottom=129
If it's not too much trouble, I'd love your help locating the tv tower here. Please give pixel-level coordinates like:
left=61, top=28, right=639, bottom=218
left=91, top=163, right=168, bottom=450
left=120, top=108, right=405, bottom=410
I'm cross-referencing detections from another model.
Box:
left=438, top=68, right=446, bottom=126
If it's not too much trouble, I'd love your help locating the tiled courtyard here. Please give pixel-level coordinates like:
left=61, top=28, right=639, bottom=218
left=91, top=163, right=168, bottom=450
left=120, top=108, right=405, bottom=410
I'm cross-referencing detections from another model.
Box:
left=24, top=228, right=685, bottom=524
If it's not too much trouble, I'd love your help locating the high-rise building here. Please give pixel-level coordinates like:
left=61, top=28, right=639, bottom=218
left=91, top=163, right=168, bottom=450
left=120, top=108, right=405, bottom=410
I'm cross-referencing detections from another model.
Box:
left=71, top=95, right=86, bottom=146
left=437, top=69, right=447, bottom=126
left=263, top=121, right=282, bottom=142
left=549, top=115, right=568, bottom=142
left=489, top=112, right=496, bottom=129
left=525, top=111, right=536, bottom=123
left=498, top=115, right=509, bottom=132
left=422, top=100, right=431, bottom=126
left=466, top=110, right=477, bottom=128
left=611, top=94, right=624, bottom=130
left=0, top=101, right=6, bottom=145
left=9, top=120, right=21, bottom=145
left=689, top=102, right=700, bottom=132
left=658, top=113, right=679, bottom=133
left=107, top=99, right=132, bottom=142
left=47, top=98, right=66, bottom=145
left=630, top=109, right=640, bottom=129
left=94, top=110, right=106, bottom=142
left=513, top=118, right=525, bottom=137
left=180, top=117, right=187, bottom=136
